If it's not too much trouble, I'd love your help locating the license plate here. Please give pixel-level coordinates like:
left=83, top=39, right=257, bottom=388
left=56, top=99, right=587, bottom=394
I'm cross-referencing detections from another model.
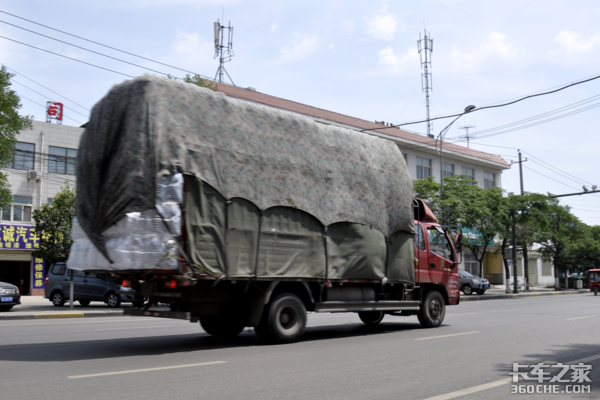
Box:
left=484, top=284, right=489, bottom=288
left=1, top=297, right=13, bottom=302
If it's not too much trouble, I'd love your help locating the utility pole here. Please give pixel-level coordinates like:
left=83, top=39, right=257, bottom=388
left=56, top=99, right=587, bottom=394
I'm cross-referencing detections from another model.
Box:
left=417, top=30, right=433, bottom=138
left=458, top=124, right=475, bottom=148
left=510, top=149, right=528, bottom=292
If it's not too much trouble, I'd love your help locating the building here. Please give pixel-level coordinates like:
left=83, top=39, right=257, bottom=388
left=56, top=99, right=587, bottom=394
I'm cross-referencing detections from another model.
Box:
left=0, top=120, right=83, bottom=295
left=3, top=81, right=545, bottom=294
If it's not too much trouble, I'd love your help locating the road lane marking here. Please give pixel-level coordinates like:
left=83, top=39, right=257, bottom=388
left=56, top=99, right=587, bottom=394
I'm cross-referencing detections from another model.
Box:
left=422, top=352, right=600, bottom=400
left=95, top=325, right=170, bottom=331
left=68, top=361, right=226, bottom=379
left=0, top=318, right=169, bottom=327
left=565, top=315, right=597, bottom=321
left=415, top=331, right=479, bottom=341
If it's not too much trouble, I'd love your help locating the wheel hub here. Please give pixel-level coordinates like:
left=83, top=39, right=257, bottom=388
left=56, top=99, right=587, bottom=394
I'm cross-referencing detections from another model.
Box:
left=429, top=300, right=441, bottom=319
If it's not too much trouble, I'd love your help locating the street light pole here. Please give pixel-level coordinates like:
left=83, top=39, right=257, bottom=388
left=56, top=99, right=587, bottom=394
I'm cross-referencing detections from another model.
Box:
left=438, top=105, right=476, bottom=200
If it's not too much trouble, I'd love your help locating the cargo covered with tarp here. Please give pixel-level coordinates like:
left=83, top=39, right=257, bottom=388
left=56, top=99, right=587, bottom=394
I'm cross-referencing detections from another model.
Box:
left=69, top=75, right=415, bottom=284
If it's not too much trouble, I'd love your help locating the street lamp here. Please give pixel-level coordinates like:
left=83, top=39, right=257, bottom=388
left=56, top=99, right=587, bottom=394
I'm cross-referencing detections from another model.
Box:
left=437, top=105, right=476, bottom=199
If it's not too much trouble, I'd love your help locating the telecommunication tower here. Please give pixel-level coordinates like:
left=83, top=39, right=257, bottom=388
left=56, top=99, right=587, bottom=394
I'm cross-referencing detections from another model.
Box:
left=213, top=20, right=235, bottom=85
left=417, top=30, right=433, bottom=138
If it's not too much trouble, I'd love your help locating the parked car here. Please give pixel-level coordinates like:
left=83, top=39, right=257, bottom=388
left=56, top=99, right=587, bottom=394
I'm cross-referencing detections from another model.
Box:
left=0, top=281, right=20, bottom=311
left=458, top=269, right=490, bottom=295
left=44, top=263, right=145, bottom=308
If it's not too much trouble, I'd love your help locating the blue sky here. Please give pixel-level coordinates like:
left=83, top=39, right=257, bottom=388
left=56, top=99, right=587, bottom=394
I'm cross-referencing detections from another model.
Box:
left=2, top=0, right=600, bottom=224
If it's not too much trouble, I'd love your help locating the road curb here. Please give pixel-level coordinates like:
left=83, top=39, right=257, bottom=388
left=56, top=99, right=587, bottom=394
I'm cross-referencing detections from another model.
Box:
left=0, top=311, right=124, bottom=321
left=461, top=289, right=589, bottom=301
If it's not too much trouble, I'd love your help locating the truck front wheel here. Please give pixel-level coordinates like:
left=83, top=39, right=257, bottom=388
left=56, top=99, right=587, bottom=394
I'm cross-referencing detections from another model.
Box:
left=418, top=291, right=445, bottom=328
left=255, top=293, right=306, bottom=344
left=358, top=311, right=384, bottom=325
left=200, top=315, right=245, bottom=339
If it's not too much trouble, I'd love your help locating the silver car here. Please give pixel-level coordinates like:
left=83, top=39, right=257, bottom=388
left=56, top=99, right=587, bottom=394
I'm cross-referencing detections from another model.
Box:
left=458, top=269, right=490, bottom=295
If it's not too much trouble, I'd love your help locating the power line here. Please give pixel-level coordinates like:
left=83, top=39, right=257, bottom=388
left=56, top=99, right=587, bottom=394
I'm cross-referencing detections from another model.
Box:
left=11, top=79, right=88, bottom=119
left=364, top=71, right=600, bottom=132
left=522, top=151, right=596, bottom=186
left=0, top=9, right=214, bottom=81
left=522, top=166, right=580, bottom=191
left=18, top=93, right=84, bottom=125
left=527, top=158, right=591, bottom=188
left=0, top=35, right=135, bottom=78
left=0, top=19, right=179, bottom=79
left=2, top=63, right=90, bottom=112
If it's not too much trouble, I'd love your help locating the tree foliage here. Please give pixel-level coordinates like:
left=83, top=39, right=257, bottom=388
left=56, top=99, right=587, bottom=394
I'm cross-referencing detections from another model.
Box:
left=167, top=74, right=218, bottom=91
left=0, top=66, right=33, bottom=207
left=33, top=184, right=76, bottom=264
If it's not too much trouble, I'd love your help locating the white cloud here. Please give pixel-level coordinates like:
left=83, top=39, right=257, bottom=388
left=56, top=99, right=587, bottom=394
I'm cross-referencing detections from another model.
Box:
left=365, top=1, right=398, bottom=41
left=270, top=22, right=279, bottom=32
left=377, top=46, right=418, bottom=68
left=329, top=44, right=334, bottom=49
left=280, top=34, right=318, bottom=63
left=448, top=32, right=520, bottom=71
left=173, top=30, right=207, bottom=53
left=555, top=30, right=600, bottom=53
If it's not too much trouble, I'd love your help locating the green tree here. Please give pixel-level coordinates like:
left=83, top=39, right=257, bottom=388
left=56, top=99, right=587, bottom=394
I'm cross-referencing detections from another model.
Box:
left=33, top=184, right=76, bottom=264
left=0, top=66, right=33, bottom=207
left=167, top=74, right=218, bottom=91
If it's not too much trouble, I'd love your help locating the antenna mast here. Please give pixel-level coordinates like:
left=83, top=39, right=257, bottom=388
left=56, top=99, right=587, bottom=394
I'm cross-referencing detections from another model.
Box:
left=213, top=20, right=235, bottom=85
left=459, top=124, right=475, bottom=148
left=417, top=30, right=433, bottom=138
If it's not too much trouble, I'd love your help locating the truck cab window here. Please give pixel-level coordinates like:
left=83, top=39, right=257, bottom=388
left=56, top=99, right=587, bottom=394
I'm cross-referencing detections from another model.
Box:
left=415, top=224, right=425, bottom=251
left=427, top=227, right=454, bottom=261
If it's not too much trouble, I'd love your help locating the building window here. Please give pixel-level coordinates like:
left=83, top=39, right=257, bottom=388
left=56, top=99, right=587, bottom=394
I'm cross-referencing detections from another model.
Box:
left=464, top=255, right=479, bottom=276
left=461, top=167, right=475, bottom=184
left=11, top=142, right=35, bottom=170
left=2, top=196, right=33, bottom=223
left=48, top=146, right=77, bottom=175
left=47, top=198, right=53, bottom=205
left=416, top=157, right=432, bottom=179
left=484, top=172, right=496, bottom=189
left=442, top=163, right=454, bottom=178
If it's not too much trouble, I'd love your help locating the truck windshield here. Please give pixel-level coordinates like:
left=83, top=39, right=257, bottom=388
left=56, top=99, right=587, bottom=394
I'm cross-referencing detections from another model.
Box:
left=427, top=227, right=454, bottom=261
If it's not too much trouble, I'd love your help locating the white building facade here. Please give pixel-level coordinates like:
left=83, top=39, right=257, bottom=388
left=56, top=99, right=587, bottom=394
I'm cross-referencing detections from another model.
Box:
left=0, top=120, right=83, bottom=295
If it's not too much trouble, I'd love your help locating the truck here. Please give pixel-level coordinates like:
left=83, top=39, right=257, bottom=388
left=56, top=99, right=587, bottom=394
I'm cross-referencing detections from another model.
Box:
left=67, top=75, right=462, bottom=344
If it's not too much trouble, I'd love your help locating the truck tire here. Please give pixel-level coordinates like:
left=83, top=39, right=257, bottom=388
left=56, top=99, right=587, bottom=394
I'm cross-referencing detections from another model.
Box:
left=200, top=315, right=245, bottom=339
left=255, top=293, right=306, bottom=344
left=594, top=287, right=598, bottom=296
left=358, top=311, right=384, bottom=325
left=418, top=291, right=445, bottom=328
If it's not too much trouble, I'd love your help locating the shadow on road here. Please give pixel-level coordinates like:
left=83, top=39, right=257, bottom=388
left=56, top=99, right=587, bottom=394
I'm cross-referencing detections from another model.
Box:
left=0, top=320, right=426, bottom=363
left=494, top=343, right=600, bottom=398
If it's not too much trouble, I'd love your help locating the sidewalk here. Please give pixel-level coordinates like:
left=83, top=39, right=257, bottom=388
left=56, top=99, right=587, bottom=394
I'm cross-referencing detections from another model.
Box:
left=0, top=296, right=138, bottom=320
left=460, top=285, right=590, bottom=301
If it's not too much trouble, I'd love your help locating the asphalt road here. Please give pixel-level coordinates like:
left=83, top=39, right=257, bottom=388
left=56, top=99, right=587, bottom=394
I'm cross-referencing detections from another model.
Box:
left=0, top=293, right=599, bottom=400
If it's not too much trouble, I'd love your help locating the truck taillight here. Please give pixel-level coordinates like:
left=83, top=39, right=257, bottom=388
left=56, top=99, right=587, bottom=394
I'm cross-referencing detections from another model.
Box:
left=164, top=280, right=177, bottom=289
left=122, top=279, right=132, bottom=288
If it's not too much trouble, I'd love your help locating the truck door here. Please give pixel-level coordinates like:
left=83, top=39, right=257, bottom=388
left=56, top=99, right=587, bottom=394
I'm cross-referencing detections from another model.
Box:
left=425, top=225, right=455, bottom=285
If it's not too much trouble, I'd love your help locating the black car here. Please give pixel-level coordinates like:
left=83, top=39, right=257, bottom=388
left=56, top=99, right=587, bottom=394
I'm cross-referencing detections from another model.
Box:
left=458, top=269, right=490, bottom=295
left=44, top=263, right=145, bottom=308
left=0, top=281, right=21, bottom=311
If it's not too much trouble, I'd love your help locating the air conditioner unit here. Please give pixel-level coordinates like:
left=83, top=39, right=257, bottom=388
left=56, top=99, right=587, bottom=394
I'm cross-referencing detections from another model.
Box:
left=27, top=170, right=41, bottom=181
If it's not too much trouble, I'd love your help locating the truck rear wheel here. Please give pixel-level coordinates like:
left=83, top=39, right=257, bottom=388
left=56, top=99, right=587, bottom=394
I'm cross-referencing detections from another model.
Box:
left=594, top=287, right=599, bottom=296
left=255, top=293, right=306, bottom=344
left=417, top=291, right=445, bottom=328
left=358, top=311, right=384, bottom=325
left=200, top=315, right=245, bottom=339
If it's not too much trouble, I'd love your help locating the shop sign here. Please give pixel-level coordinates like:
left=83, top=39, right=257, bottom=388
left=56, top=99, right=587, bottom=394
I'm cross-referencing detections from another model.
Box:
left=0, top=224, right=42, bottom=250
left=32, top=257, right=45, bottom=289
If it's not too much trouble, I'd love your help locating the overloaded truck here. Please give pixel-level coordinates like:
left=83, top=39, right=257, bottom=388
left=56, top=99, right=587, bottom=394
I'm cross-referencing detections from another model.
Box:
left=67, top=76, right=462, bottom=344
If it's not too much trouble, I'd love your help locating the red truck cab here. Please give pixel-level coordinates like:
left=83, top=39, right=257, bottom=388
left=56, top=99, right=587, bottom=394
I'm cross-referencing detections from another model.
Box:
left=414, top=199, right=461, bottom=306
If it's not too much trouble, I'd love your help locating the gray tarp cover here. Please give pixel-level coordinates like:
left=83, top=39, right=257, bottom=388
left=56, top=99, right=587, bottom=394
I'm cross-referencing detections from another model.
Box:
left=77, top=75, right=415, bottom=282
